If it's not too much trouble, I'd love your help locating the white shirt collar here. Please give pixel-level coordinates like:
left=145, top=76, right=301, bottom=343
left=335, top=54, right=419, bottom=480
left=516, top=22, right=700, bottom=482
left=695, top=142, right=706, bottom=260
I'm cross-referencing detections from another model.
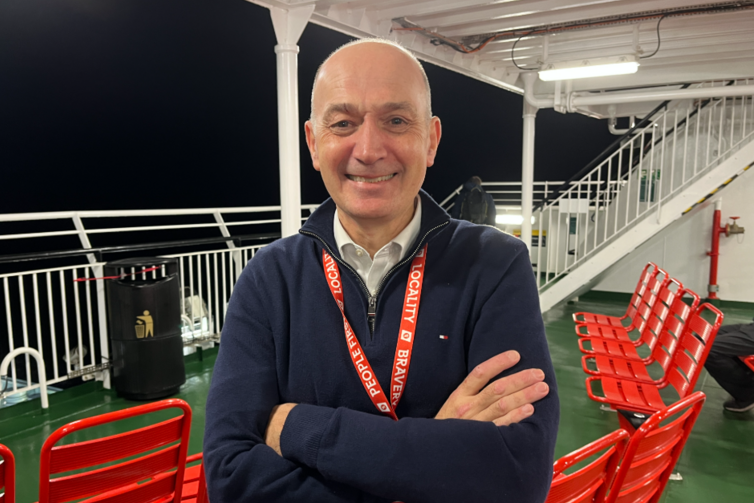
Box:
left=333, top=196, right=422, bottom=262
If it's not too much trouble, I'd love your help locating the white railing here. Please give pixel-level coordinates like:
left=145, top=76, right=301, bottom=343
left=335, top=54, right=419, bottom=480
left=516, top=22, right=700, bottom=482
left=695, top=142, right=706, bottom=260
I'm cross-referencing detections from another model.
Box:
left=440, top=181, right=564, bottom=213
left=1, top=262, right=110, bottom=406
left=0, top=205, right=319, bottom=252
left=0, top=204, right=319, bottom=407
left=536, top=80, right=754, bottom=292
left=166, top=244, right=266, bottom=348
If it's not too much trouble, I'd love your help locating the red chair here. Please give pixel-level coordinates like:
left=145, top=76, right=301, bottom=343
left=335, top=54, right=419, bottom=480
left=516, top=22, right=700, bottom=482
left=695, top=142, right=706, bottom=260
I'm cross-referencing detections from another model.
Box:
left=741, top=355, right=754, bottom=372
left=573, top=263, right=660, bottom=329
left=182, top=453, right=208, bottom=503
left=0, top=444, right=15, bottom=503
left=38, top=399, right=192, bottom=503
left=585, top=303, right=723, bottom=414
left=605, top=392, right=706, bottom=503
left=575, top=268, right=669, bottom=346
left=545, top=430, right=630, bottom=503
left=579, top=280, right=692, bottom=360
left=581, top=288, right=700, bottom=380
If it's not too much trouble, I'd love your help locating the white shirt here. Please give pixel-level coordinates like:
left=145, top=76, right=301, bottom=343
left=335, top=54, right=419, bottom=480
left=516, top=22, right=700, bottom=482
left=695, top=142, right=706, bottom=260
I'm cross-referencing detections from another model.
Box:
left=333, top=198, right=422, bottom=297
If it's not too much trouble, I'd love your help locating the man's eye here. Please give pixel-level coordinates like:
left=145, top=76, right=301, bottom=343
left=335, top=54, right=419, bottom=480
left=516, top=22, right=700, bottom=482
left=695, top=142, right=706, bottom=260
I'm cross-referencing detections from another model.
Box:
left=333, top=121, right=350, bottom=128
left=389, top=118, right=406, bottom=126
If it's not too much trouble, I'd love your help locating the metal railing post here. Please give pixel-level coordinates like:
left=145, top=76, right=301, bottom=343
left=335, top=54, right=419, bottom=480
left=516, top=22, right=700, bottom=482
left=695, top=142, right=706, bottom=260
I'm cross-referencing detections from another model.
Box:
left=72, top=214, right=110, bottom=389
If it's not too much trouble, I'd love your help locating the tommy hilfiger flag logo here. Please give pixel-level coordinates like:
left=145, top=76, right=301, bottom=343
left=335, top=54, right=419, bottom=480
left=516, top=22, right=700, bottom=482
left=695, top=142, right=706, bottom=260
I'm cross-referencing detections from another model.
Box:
left=439, top=335, right=448, bottom=340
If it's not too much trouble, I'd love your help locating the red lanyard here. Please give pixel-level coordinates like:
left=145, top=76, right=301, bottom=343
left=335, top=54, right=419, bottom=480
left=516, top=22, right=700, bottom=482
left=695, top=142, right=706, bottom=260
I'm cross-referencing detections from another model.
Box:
left=322, top=245, right=428, bottom=421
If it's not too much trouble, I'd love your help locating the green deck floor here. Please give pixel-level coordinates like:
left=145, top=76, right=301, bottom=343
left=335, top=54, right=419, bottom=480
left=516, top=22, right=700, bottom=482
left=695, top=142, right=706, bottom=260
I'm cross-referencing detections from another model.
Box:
left=2, top=296, right=753, bottom=502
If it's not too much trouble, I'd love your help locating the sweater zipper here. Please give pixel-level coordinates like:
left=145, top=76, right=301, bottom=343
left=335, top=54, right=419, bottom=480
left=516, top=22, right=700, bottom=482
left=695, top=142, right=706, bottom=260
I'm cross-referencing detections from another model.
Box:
left=300, top=221, right=449, bottom=339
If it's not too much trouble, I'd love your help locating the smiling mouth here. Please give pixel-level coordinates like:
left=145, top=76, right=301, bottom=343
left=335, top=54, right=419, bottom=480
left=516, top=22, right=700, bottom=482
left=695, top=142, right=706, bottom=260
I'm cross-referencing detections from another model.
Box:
left=346, top=173, right=396, bottom=183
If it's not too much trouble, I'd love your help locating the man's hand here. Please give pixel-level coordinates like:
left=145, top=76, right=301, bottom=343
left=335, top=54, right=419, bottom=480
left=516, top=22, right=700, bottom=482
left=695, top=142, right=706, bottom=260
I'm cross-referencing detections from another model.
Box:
left=264, top=403, right=297, bottom=455
left=435, top=351, right=549, bottom=426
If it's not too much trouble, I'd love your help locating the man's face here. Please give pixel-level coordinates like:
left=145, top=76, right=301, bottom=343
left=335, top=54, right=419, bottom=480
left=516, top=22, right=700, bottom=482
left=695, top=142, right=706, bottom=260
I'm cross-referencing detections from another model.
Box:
left=305, top=43, right=441, bottom=225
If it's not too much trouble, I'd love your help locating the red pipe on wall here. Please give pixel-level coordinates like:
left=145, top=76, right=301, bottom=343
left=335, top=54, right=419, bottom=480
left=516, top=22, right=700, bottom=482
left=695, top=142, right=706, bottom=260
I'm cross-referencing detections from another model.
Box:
left=707, top=208, right=727, bottom=300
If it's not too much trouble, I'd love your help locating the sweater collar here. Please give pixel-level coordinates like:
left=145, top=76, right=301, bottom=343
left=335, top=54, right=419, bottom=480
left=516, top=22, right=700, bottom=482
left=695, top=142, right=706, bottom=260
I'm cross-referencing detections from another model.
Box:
left=300, top=189, right=451, bottom=257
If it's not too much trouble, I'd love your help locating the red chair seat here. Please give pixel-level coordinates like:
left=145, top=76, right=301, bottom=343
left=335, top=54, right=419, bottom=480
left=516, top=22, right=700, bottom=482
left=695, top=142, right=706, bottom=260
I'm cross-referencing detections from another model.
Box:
left=585, top=303, right=723, bottom=415
left=573, top=313, right=629, bottom=328
left=586, top=375, right=668, bottom=414
left=576, top=323, right=638, bottom=343
left=582, top=355, right=654, bottom=382
left=578, top=338, right=646, bottom=361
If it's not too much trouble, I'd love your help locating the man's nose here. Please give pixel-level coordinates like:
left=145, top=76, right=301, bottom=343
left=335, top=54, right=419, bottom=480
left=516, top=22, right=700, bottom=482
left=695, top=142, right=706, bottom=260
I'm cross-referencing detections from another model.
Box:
left=353, top=117, right=387, bottom=166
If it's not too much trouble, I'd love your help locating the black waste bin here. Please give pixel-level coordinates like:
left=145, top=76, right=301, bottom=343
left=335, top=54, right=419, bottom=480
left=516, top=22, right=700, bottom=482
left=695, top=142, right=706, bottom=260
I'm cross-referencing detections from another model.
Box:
left=105, top=257, right=185, bottom=400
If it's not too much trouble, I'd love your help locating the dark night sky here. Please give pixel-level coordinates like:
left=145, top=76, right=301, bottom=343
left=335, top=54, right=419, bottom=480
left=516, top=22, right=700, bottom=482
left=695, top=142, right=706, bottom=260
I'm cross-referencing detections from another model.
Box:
left=0, top=0, right=617, bottom=214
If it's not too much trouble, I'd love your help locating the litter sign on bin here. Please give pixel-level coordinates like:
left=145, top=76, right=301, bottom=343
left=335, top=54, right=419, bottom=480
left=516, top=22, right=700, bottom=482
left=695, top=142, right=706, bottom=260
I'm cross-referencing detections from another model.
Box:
left=135, top=311, right=154, bottom=339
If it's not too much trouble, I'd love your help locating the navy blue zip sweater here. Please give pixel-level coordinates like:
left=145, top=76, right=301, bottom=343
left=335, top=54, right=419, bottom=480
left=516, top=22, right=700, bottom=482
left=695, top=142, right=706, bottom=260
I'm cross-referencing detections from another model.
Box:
left=204, top=190, right=559, bottom=503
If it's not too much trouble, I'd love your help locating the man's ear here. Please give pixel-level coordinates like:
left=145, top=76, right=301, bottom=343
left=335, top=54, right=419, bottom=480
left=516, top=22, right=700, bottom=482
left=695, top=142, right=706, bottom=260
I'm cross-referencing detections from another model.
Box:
left=426, top=116, right=442, bottom=168
left=304, top=120, right=321, bottom=171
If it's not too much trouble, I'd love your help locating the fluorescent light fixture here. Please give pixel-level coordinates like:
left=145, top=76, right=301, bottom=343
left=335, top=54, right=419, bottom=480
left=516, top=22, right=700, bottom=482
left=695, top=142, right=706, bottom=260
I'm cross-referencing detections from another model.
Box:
left=539, top=55, right=639, bottom=82
left=496, top=215, right=536, bottom=225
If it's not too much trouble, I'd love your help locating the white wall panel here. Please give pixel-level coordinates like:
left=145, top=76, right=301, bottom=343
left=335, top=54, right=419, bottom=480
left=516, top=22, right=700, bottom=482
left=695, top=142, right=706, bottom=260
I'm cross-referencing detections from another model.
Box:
left=592, top=168, right=754, bottom=301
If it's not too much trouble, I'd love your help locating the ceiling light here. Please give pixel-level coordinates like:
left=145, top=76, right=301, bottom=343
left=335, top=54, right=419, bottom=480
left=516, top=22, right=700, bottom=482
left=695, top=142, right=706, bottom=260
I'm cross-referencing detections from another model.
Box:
left=538, top=55, right=639, bottom=82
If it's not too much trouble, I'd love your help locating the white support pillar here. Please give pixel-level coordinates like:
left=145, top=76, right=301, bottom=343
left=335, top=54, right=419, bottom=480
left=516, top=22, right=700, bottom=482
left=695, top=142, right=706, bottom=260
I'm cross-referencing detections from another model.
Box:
left=270, top=5, right=314, bottom=238
left=521, top=72, right=539, bottom=256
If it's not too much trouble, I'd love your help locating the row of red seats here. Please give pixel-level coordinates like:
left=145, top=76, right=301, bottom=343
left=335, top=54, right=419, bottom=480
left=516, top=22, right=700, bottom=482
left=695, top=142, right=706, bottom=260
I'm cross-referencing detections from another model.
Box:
left=0, top=399, right=207, bottom=503
left=0, top=394, right=704, bottom=503
left=573, top=263, right=724, bottom=415
left=546, top=263, right=723, bottom=502
left=546, top=391, right=706, bottom=503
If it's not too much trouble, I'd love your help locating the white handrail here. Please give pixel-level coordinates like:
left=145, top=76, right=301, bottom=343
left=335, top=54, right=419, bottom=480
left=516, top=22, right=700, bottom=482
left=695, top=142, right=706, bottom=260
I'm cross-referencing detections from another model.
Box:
left=1, top=347, right=49, bottom=410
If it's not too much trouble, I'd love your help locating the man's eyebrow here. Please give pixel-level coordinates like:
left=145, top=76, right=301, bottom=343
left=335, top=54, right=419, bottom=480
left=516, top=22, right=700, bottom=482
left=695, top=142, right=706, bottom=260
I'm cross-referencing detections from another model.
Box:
left=379, top=102, right=419, bottom=115
left=321, top=103, right=354, bottom=123
left=320, top=101, right=420, bottom=123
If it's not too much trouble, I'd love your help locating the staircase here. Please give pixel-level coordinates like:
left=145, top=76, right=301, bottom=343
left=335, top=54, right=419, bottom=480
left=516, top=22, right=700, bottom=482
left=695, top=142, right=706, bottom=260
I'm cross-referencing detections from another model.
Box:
left=536, top=82, right=754, bottom=312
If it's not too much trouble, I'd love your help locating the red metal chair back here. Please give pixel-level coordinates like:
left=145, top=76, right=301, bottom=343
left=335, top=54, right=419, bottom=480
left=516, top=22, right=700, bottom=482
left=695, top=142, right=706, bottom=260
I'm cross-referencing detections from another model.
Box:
left=741, top=355, right=754, bottom=372
left=628, top=268, right=669, bottom=333
left=0, top=444, right=15, bottom=503
left=636, top=279, right=682, bottom=351
left=38, top=399, right=192, bottom=503
left=649, top=288, right=700, bottom=372
left=623, top=263, right=658, bottom=322
left=665, top=304, right=723, bottom=398
left=605, top=392, right=705, bottom=503
left=182, top=453, right=209, bottom=503
left=546, top=430, right=630, bottom=503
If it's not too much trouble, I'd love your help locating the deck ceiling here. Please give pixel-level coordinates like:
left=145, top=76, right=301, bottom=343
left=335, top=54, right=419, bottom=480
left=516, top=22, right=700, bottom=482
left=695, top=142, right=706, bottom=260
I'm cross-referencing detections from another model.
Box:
left=252, top=0, right=754, bottom=105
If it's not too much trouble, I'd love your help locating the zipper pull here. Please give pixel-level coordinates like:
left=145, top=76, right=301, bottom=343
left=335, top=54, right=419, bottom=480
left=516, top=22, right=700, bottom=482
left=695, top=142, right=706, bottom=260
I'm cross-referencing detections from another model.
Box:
left=368, top=295, right=377, bottom=336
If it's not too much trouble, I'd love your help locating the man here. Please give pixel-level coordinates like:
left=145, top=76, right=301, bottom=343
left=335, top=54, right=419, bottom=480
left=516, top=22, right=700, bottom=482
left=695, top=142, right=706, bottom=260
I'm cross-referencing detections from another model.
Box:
left=204, top=39, right=559, bottom=503
left=450, top=176, right=497, bottom=226
left=704, top=319, right=754, bottom=412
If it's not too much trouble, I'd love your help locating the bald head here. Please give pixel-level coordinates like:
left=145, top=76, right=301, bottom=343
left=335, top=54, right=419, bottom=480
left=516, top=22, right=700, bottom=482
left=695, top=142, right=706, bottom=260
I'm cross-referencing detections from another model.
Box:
left=310, top=39, right=432, bottom=126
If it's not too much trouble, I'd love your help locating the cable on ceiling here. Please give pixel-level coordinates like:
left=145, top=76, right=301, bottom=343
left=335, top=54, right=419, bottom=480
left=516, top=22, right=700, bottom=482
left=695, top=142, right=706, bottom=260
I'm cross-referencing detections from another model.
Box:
left=392, top=1, right=754, bottom=65
left=640, top=14, right=667, bottom=60
left=510, top=31, right=536, bottom=70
